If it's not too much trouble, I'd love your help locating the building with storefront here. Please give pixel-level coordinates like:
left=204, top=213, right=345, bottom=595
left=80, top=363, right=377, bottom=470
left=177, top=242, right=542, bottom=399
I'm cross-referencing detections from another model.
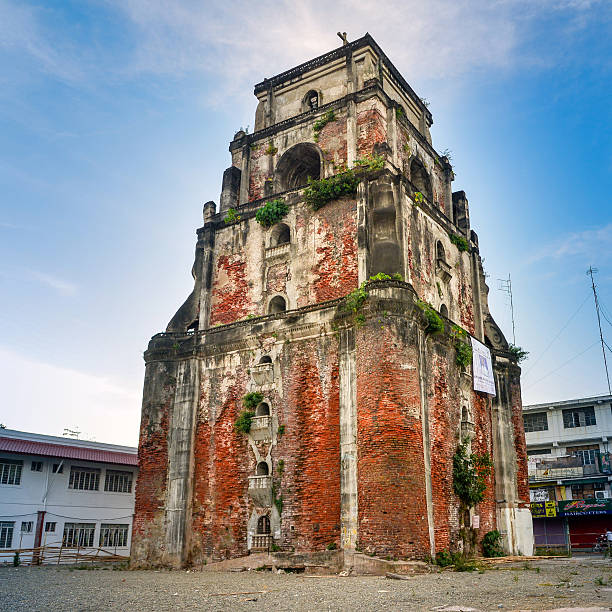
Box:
left=0, top=429, right=137, bottom=563
left=523, top=395, right=612, bottom=551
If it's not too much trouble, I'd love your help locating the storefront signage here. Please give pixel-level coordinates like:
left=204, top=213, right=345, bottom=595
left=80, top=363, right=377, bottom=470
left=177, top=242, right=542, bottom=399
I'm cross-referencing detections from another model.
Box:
left=558, top=499, right=612, bottom=516
left=530, top=501, right=557, bottom=518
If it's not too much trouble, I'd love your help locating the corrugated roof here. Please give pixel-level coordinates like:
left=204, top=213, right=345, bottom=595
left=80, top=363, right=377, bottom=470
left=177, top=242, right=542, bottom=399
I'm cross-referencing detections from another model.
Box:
left=0, top=436, right=138, bottom=466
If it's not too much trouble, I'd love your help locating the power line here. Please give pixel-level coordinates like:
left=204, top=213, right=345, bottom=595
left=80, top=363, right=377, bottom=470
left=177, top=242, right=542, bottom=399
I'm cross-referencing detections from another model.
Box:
left=523, top=292, right=591, bottom=377
left=587, top=266, right=611, bottom=395
left=524, top=340, right=600, bottom=389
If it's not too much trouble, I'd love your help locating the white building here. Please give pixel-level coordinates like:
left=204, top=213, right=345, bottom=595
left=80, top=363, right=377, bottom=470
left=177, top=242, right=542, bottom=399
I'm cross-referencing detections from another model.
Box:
left=523, top=395, right=612, bottom=552
left=0, top=429, right=137, bottom=562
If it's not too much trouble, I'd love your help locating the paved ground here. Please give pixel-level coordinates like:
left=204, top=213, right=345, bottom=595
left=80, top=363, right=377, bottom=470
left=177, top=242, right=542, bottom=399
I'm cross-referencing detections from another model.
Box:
left=1, top=557, right=612, bottom=611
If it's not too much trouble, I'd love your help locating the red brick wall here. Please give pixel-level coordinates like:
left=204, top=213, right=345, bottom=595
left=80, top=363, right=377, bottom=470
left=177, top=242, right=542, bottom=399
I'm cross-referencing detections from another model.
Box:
left=428, top=350, right=459, bottom=552
left=209, top=253, right=252, bottom=325
left=508, top=370, right=530, bottom=507
left=357, top=107, right=387, bottom=157
left=132, top=364, right=173, bottom=563
left=356, top=319, right=430, bottom=558
left=276, top=338, right=341, bottom=550
left=190, top=372, right=252, bottom=562
left=310, top=198, right=358, bottom=303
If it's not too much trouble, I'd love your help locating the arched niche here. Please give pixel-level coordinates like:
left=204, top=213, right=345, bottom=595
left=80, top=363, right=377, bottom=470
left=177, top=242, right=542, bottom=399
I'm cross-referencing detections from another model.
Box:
left=269, top=223, right=290, bottom=247
left=303, top=90, right=320, bottom=112
left=276, top=143, right=321, bottom=190
left=268, top=295, right=287, bottom=314
left=259, top=355, right=272, bottom=364
left=257, top=515, right=271, bottom=534
left=255, top=402, right=270, bottom=416
left=410, top=158, right=432, bottom=202
left=440, top=304, right=449, bottom=318
left=256, top=462, right=269, bottom=476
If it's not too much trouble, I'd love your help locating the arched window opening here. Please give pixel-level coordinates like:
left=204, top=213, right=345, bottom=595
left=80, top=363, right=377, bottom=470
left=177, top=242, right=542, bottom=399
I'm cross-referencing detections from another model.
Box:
left=257, top=515, right=271, bottom=534
left=436, top=241, right=446, bottom=263
left=440, top=304, right=448, bottom=318
left=256, top=462, right=269, bottom=476
left=259, top=355, right=272, bottom=364
left=268, top=295, right=287, bottom=314
left=255, top=403, right=270, bottom=416
left=462, top=406, right=470, bottom=421
left=303, top=90, right=319, bottom=111
left=270, top=223, right=290, bottom=247
left=410, top=158, right=432, bottom=202
left=276, top=143, right=321, bottom=190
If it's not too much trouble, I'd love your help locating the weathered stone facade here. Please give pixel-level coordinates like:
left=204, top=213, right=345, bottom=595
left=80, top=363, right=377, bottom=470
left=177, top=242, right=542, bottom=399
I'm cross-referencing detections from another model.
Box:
left=132, top=34, right=533, bottom=568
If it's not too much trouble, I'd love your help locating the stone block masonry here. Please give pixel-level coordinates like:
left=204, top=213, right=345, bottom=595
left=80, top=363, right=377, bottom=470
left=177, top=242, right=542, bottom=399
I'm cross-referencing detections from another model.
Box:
left=132, top=33, right=533, bottom=569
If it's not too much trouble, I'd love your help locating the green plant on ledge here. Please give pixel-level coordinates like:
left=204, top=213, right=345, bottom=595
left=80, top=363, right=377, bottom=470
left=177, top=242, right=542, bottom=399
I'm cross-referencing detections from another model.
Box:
left=413, top=191, right=424, bottom=206
left=304, top=170, right=360, bottom=211
left=277, top=424, right=285, bottom=436
left=224, top=207, right=241, bottom=224
left=313, top=110, right=336, bottom=142
left=277, top=459, right=284, bottom=475
left=264, top=141, right=278, bottom=155
left=342, top=274, right=404, bottom=326
left=415, top=300, right=444, bottom=335
left=508, top=344, right=529, bottom=363
left=395, top=105, right=405, bottom=120
left=242, top=391, right=264, bottom=410
left=234, top=410, right=254, bottom=434
left=353, top=154, right=385, bottom=172
left=255, top=199, right=288, bottom=227
left=449, top=233, right=470, bottom=252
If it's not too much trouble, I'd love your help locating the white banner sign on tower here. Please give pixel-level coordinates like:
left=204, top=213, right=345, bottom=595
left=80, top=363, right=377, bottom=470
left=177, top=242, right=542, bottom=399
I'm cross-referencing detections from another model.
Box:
left=471, top=336, right=496, bottom=396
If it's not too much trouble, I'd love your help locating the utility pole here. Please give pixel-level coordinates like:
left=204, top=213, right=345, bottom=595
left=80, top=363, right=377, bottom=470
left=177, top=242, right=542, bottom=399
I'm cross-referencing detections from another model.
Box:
left=498, top=274, right=516, bottom=345
left=587, top=266, right=611, bottom=395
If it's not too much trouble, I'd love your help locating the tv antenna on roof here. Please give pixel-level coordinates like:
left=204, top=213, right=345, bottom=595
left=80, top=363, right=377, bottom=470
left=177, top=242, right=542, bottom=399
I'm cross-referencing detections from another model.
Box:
left=587, top=266, right=611, bottom=395
left=63, top=427, right=80, bottom=439
left=497, top=273, right=516, bottom=345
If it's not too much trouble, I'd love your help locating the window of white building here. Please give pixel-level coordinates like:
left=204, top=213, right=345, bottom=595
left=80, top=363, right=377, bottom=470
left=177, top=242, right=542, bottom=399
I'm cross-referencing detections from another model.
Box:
left=523, top=412, right=548, bottom=433
left=68, top=467, right=100, bottom=491
left=0, top=522, right=14, bottom=548
left=31, top=461, right=43, bottom=472
left=0, top=459, right=23, bottom=485
left=104, top=470, right=133, bottom=493
left=45, top=522, right=56, bottom=533
left=562, top=406, right=596, bottom=428
left=99, top=524, right=129, bottom=548
left=20, top=521, right=33, bottom=533
left=567, top=444, right=599, bottom=465
left=62, top=523, right=95, bottom=548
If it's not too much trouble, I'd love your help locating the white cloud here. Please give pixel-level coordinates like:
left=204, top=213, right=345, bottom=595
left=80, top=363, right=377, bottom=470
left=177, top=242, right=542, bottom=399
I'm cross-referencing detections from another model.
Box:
left=0, top=347, right=141, bottom=446
left=529, top=222, right=612, bottom=263
left=29, top=270, right=78, bottom=296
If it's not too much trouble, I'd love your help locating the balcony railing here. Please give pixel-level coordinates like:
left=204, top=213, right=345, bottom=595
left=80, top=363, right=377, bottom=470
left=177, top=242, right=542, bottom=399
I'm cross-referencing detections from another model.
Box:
left=248, top=475, right=273, bottom=507
left=251, top=535, right=272, bottom=551
left=251, top=416, right=271, bottom=431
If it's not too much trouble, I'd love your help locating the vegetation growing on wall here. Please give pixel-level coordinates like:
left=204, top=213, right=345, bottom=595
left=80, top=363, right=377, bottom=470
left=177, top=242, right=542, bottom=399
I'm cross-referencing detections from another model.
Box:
left=353, top=154, right=385, bottom=172
left=255, top=199, right=288, bottom=227
left=452, top=442, right=492, bottom=508
left=264, top=142, right=278, bottom=155
left=243, top=392, right=264, bottom=410
left=304, top=170, right=360, bottom=210
left=449, top=233, right=470, bottom=252
left=413, top=191, right=424, bottom=206
left=451, top=325, right=473, bottom=368
left=234, top=410, right=254, bottom=434
left=415, top=300, right=444, bottom=334
left=224, top=207, right=241, bottom=224
left=508, top=344, right=529, bottom=363
left=313, top=110, right=336, bottom=142
left=482, top=530, right=504, bottom=557
left=342, top=274, right=403, bottom=327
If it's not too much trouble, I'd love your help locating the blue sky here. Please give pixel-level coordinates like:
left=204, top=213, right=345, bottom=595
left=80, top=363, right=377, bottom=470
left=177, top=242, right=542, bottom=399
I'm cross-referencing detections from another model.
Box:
left=1, top=0, right=611, bottom=445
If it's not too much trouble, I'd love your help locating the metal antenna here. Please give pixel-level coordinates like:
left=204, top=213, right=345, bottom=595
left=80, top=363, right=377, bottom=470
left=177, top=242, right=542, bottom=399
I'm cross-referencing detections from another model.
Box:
left=497, top=273, right=516, bottom=345
left=587, top=266, right=611, bottom=394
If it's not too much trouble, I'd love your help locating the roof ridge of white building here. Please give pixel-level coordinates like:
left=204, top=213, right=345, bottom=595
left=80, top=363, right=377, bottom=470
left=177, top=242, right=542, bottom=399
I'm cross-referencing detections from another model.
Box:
left=0, top=428, right=137, bottom=454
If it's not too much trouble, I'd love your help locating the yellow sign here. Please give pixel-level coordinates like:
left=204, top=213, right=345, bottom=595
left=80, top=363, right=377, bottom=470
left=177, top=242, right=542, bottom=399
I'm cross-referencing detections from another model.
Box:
left=545, top=501, right=557, bottom=517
